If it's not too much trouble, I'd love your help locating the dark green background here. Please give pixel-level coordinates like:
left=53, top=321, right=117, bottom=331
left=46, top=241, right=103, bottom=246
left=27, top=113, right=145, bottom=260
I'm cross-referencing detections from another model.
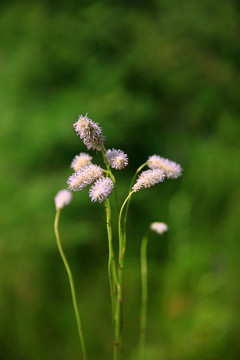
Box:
left=1, top=1, right=240, bottom=359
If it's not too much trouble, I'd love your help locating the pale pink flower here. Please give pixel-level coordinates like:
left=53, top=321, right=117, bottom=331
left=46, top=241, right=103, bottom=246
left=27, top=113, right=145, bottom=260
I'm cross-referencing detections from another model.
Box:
left=105, top=148, right=128, bottom=170
left=147, top=155, right=182, bottom=179
left=150, top=222, right=168, bottom=235
left=73, top=114, right=105, bottom=151
left=67, top=164, right=103, bottom=191
left=132, top=169, right=165, bottom=192
left=71, top=153, right=92, bottom=171
left=89, top=177, right=114, bottom=203
left=54, top=189, right=72, bottom=210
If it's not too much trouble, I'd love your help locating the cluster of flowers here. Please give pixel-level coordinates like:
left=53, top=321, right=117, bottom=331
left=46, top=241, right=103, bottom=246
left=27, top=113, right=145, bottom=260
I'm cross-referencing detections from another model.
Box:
left=55, top=114, right=182, bottom=208
left=66, top=114, right=128, bottom=203
left=132, top=154, right=182, bottom=192
left=53, top=113, right=183, bottom=360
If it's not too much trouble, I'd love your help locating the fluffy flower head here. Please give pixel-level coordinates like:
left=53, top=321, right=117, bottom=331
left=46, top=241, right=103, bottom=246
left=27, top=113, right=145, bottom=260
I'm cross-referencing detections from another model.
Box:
left=132, top=169, right=165, bottom=192
left=67, top=164, right=103, bottom=191
left=71, top=153, right=92, bottom=171
left=73, top=114, right=105, bottom=151
left=89, top=177, right=114, bottom=203
left=105, top=148, right=128, bottom=170
left=54, top=189, right=72, bottom=210
left=147, top=155, right=182, bottom=179
left=150, top=222, right=168, bottom=235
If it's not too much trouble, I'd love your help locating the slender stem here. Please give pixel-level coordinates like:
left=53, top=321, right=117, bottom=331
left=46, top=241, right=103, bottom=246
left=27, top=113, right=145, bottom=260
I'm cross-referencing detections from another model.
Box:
left=105, top=200, right=119, bottom=324
left=118, top=191, right=134, bottom=263
left=129, top=162, right=148, bottom=194
left=105, top=201, right=115, bottom=321
left=114, top=281, right=121, bottom=360
left=116, top=164, right=146, bottom=359
left=114, top=191, right=134, bottom=360
left=123, top=163, right=147, bottom=246
left=139, top=234, right=148, bottom=360
left=101, top=151, right=120, bottom=358
left=101, top=151, right=119, bottom=300
left=54, top=209, right=87, bottom=360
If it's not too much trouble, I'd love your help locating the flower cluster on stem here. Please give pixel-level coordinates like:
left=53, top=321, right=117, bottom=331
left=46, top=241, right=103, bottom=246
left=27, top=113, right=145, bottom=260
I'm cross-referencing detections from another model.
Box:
left=54, top=113, right=183, bottom=360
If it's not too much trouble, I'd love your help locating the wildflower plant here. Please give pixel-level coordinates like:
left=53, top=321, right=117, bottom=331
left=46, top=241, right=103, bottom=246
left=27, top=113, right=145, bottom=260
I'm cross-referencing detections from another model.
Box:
left=54, top=113, right=183, bottom=360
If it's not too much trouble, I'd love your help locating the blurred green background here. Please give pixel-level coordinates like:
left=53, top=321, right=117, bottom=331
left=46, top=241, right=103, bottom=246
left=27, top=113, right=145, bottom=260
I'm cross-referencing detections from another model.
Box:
left=1, top=0, right=240, bottom=359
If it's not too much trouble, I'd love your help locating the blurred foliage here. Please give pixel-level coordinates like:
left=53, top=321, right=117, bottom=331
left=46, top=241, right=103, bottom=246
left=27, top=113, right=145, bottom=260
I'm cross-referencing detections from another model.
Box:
left=1, top=0, right=240, bottom=359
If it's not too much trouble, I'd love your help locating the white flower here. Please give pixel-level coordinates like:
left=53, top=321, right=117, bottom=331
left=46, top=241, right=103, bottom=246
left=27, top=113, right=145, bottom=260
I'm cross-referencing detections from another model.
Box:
left=67, top=164, right=103, bottom=191
left=54, top=189, right=72, bottom=210
left=147, top=155, right=182, bottom=179
left=150, top=222, right=168, bottom=235
left=105, top=148, right=128, bottom=170
left=132, top=169, right=165, bottom=192
left=89, top=177, right=114, bottom=203
left=71, top=153, right=92, bottom=171
left=73, top=114, right=105, bottom=151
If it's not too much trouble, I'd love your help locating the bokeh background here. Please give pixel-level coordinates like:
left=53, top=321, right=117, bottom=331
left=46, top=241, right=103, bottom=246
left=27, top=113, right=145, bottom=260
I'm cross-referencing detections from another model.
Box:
left=1, top=0, right=240, bottom=359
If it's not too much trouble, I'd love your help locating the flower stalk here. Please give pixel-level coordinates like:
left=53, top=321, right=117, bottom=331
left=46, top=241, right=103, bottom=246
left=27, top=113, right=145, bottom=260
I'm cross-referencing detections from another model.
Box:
left=123, top=162, right=147, bottom=246
left=54, top=113, right=183, bottom=360
left=105, top=199, right=119, bottom=324
left=54, top=209, right=87, bottom=360
left=113, top=191, right=134, bottom=360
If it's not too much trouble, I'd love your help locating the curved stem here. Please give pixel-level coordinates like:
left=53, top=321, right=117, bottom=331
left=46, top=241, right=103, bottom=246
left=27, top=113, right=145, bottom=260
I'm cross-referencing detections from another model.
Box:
left=129, top=163, right=148, bottom=194
left=116, top=164, right=146, bottom=359
left=114, top=191, right=134, bottom=360
left=118, top=191, right=134, bottom=263
left=101, top=151, right=119, bottom=299
left=101, top=151, right=120, bottom=358
left=123, top=163, right=147, bottom=246
left=105, top=200, right=119, bottom=325
left=54, top=209, right=87, bottom=360
left=139, top=234, right=148, bottom=360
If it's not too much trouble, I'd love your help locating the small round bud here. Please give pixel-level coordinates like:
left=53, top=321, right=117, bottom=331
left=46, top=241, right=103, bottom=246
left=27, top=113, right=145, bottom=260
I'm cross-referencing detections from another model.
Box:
left=54, top=189, right=72, bottom=210
left=150, top=222, right=168, bottom=235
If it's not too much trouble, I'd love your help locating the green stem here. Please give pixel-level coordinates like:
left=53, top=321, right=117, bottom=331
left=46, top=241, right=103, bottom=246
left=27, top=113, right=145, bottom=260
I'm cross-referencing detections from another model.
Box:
left=114, top=191, right=134, bottom=360
left=118, top=191, right=134, bottom=263
left=105, top=200, right=119, bottom=325
left=54, top=209, right=87, bottom=360
left=116, top=164, right=146, bottom=359
left=101, top=151, right=119, bottom=299
left=114, top=281, right=121, bottom=360
left=139, top=234, right=148, bottom=360
left=105, top=201, right=115, bottom=321
left=101, top=151, right=120, bottom=358
left=123, top=163, right=147, bottom=246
